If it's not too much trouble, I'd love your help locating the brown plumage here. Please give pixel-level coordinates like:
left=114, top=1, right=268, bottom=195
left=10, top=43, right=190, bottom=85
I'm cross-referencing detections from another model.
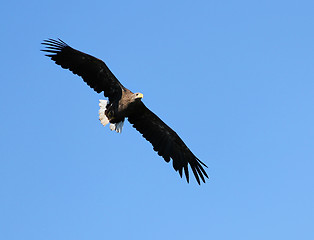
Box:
left=41, top=38, right=208, bottom=184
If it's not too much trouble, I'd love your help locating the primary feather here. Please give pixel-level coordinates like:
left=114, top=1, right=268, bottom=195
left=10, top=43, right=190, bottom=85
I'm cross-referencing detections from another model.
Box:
left=42, top=38, right=124, bottom=101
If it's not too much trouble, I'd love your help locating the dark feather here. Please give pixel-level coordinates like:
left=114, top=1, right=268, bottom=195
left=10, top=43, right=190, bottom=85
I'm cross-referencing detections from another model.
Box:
left=128, top=102, right=208, bottom=184
left=41, top=38, right=124, bottom=101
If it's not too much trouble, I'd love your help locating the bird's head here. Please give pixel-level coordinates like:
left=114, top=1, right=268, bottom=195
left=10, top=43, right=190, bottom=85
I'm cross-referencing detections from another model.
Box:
left=134, top=92, right=144, bottom=100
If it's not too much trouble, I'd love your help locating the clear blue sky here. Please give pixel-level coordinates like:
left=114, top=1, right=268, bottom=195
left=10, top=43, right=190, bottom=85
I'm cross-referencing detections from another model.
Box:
left=0, top=1, right=313, bottom=239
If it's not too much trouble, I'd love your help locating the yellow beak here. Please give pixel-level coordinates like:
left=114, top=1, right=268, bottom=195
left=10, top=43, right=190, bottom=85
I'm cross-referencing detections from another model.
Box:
left=137, top=93, right=144, bottom=99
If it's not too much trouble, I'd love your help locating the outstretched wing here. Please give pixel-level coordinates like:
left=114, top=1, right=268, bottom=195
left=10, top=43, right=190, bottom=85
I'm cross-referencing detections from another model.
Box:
left=41, top=38, right=124, bottom=101
left=128, top=102, right=208, bottom=184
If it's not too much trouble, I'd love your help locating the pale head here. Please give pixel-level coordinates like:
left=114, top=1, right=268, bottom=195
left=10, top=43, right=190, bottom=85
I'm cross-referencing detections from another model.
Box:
left=134, top=92, right=144, bottom=99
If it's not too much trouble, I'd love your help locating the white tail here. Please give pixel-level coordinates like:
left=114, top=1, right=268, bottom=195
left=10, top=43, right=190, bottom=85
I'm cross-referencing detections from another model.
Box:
left=98, top=100, right=124, bottom=133
left=99, top=100, right=110, bottom=127
left=109, top=120, right=124, bottom=133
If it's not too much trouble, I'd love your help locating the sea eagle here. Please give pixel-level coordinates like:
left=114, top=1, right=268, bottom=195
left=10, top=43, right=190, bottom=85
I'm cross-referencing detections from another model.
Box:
left=42, top=39, right=208, bottom=184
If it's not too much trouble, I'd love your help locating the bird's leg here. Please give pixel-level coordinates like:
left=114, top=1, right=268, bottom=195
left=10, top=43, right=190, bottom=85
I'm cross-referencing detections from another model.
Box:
left=105, top=104, right=116, bottom=122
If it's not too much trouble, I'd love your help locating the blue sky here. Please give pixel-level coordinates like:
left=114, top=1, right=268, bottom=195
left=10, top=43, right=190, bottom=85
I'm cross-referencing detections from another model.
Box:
left=0, top=0, right=313, bottom=239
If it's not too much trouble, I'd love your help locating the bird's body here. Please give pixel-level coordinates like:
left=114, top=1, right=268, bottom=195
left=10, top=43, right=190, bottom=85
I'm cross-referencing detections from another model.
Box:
left=42, top=38, right=208, bottom=184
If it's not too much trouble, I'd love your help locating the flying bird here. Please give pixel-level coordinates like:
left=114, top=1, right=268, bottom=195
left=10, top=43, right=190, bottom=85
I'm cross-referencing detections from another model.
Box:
left=41, top=38, right=208, bottom=184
